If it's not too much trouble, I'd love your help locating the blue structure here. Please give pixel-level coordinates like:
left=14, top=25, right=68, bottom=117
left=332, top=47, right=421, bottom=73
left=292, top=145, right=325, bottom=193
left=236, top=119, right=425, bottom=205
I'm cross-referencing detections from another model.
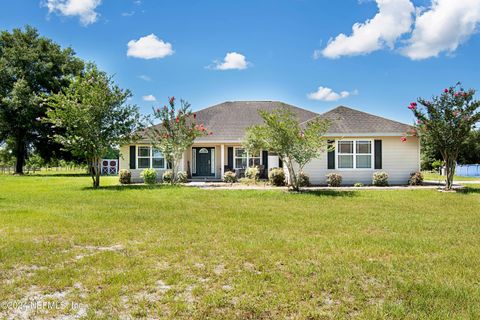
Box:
left=456, top=164, right=480, bottom=177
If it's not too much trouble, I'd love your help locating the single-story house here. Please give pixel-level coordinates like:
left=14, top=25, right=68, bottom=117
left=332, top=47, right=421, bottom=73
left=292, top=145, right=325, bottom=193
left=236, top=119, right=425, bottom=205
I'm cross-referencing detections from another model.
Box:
left=119, top=101, right=419, bottom=185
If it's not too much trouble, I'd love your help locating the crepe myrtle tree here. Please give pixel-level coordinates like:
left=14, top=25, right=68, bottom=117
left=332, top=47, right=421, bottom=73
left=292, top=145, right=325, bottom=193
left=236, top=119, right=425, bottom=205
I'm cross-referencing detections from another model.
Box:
left=147, top=97, right=210, bottom=184
left=406, top=83, right=480, bottom=190
left=244, top=107, right=331, bottom=191
left=45, top=64, right=143, bottom=188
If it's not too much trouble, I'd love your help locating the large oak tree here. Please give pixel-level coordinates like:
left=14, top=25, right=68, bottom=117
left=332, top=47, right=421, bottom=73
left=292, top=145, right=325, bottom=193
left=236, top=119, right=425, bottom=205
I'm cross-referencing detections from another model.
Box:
left=0, top=26, right=83, bottom=174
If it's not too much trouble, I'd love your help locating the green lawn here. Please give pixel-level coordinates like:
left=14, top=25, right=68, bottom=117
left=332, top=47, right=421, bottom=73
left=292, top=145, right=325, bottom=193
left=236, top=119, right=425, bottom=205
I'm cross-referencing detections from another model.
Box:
left=1, top=175, right=479, bottom=319
left=422, top=171, right=480, bottom=182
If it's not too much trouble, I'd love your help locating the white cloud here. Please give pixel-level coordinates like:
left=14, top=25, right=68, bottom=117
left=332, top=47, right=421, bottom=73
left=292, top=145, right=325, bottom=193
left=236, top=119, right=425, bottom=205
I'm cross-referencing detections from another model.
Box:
left=321, top=0, right=415, bottom=58
left=307, top=87, right=358, bottom=101
left=138, top=75, right=151, bottom=81
left=142, top=95, right=156, bottom=102
left=127, top=34, right=174, bottom=59
left=45, top=0, right=102, bottom=26
left=402, top=0, right=480, bottom=60
left=121, top=11, right=135, bottom=17
left=211, top=52, right=249, bottom=70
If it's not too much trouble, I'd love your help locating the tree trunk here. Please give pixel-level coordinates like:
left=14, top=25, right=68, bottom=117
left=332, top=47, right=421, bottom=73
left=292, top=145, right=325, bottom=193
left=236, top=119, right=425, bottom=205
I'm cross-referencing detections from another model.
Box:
left=284, top=157, right=299, bottom=191
left=89, top=157, right=101, bottom=188
left=14, top=139, right=26, bottom=175
left=444, top=156, right=456, bottom=191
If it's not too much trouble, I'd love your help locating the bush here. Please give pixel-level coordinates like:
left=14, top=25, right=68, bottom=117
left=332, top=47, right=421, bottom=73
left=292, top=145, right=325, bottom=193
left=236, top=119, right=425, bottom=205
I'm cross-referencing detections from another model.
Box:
left=162, top=170, right=173, bottom=183
left=177, top=171, right=188, bottom=183
left=119, top=169, right=131, bottom=184
left=245, top=167, right=259, bottom=180
left=409, top=171, right=424, bottom=186
left=372, top=171, right=389, bottom=186
left=431, top=160, right=444, bottom=172
left=298, top=171, right=310, bottom=187
left=326, top=173, right=342, bottom=187
left=354, top=182, right=364, bottom=187
left=268, top=167, right=285, bottom=186
left=223, top=171, right=237, bottom=183
left=141, top=168, right=157, bottom=185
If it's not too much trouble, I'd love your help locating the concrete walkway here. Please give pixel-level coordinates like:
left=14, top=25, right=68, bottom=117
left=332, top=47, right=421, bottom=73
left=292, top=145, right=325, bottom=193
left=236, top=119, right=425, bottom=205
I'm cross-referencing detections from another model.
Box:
left=184, top=181, right=465, bottom=191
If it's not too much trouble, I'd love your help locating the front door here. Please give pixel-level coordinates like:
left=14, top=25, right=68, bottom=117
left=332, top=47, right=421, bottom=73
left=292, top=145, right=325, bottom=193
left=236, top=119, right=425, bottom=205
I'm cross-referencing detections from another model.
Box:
left=195, top=147, right=213, bottom=176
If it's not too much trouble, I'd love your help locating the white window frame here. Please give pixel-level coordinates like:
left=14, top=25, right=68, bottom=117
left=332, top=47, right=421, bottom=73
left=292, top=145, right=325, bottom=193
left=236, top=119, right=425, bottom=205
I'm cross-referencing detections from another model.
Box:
left=335, top=139, right=374, bottom=170
left=233, top=147, right=262, bottom=169
left=137, top=146, right=167, bottom=170
left=152, top=148, right=166, bottom=169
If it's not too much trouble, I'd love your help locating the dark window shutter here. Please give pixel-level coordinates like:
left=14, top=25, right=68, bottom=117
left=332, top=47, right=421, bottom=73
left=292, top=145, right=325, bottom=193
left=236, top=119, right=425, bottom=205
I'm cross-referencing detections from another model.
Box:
left=279, top=157, right=283, bottom=168
left=167, top=161, right=172, bottom=169
left=129, top=146, right=136, bottom=169
left=374, top=140, right=382, bottom=169
left=227, top=147, right=233, bottom=169
left=327, top=140, right=335, bottom=169
left=262, top=151, right=268, bottom=178
left=262, top=151, right=268, bottom=169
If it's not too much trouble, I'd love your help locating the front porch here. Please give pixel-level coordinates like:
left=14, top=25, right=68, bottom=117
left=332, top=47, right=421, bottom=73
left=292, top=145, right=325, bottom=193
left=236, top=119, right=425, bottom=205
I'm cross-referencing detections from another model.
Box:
left=184, top=143, right=278, bottom=180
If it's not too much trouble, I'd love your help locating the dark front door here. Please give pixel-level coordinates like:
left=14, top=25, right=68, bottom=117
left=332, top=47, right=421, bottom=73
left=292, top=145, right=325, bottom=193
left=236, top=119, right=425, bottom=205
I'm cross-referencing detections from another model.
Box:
left=195, top=148, right=213, bottom=176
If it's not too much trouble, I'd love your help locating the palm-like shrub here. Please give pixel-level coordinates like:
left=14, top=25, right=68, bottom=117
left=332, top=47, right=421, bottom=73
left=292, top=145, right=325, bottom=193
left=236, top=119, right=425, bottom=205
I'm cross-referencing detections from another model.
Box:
left=245, top=167, right=259, bottom=180
left=409, top=171, right=424, bottom=186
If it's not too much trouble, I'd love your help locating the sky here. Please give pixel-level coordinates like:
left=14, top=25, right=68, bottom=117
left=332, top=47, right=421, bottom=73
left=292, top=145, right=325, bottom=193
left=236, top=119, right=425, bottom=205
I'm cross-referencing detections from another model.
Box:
left=1, top=0, right=480, bottom=124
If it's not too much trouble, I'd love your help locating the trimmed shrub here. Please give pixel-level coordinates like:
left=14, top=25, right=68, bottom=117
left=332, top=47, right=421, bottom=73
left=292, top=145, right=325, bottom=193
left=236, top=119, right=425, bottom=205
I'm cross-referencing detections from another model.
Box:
left=268, top=167, right=285, bottom=186
left=119, top=169, right=131, bottom=184
left=223, top=171, right=237, bottom=183
left=177, top=171, right=188, bottom=183
left=298, top=171, right=310, bottom=187
left=372, top=171, right=389, bottom=186
left=141, top=168, right=157, bottom=185
left=354, top=182, right=364, bottom=187
left=162, top=170, right=173, bottom=183
left=409, top=171, right=424, bottom=186
left=326, top=173, right=342, bottom=187
left=245, top=167, right=259, bottom=180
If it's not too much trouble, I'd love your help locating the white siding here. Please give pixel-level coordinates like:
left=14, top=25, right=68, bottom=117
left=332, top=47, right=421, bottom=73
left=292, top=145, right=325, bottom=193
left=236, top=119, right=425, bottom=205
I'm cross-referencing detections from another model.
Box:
left=303, top=136, right=420, bottom=185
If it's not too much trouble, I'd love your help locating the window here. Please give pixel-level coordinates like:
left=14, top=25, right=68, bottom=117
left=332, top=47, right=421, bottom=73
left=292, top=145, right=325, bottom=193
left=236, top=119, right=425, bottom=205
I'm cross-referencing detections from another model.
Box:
left=356, top=141, right=371, bottom=169
left=138, top=147, right=151, bottom=169
left=137, top=146, right=166, bottom=169
left=248, top=150, right=261, bottom=167
left=338, top=141, right=353, bottom=169
left=337, top=140, right=373, bottom=169
left=152, top=148, right=165, bottom=169
left=234, top=147, right=262, bottom=169
left=234, top=148, right=247, bottom=169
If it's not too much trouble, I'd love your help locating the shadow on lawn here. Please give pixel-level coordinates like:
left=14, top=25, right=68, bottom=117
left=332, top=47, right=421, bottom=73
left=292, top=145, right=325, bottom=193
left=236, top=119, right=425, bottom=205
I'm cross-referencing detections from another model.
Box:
left=22, top=173, right=90, bottom=177
left=457, top=186, right=480, bottom=194
left=300, top=190, right=357, bottom=197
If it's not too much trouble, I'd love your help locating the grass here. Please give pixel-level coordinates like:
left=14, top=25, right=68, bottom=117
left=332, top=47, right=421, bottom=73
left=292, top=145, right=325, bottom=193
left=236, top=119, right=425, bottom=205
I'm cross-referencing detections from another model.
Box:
left=422, top=171, right=480, bottom=182
left=1, top=175, right=480, bottom=319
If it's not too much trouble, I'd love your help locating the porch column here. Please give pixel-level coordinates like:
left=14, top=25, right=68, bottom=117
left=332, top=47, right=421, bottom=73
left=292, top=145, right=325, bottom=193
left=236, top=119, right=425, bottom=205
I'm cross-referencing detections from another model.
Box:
left=220, top=144, right=225, bottom=178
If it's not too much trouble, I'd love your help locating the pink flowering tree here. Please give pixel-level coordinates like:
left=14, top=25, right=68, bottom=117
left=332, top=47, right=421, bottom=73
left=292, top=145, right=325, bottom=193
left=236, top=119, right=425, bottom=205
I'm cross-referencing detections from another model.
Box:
left=148, top=97, right=210, bottom=184
left=407, top=83, right=480, bottom=190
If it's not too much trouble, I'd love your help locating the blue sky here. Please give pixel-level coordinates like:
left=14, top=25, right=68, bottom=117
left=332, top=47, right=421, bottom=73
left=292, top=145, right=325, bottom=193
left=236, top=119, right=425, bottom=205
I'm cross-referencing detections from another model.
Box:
left=1, top=0, right=480, bottom=124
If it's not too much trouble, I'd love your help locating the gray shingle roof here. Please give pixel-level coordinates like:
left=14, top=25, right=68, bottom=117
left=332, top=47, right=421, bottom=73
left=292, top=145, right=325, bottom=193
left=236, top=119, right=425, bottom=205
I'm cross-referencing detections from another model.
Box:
left=192, top=101, right=318, bottom=142
left=315, top=106, right=412, bottom=135
left=140, top=102, right=412, bottom=142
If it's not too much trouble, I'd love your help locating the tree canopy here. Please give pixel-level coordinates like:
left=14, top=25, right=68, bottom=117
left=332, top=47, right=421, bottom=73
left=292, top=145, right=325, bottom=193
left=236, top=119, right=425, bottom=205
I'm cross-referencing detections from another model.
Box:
left=46, top=64, right=142, bottom=188
left=0, top=26, right=84, bottom=173
left=244, top=107, right=330, bottom=191
left=409, top=83, right=480, bottom=190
